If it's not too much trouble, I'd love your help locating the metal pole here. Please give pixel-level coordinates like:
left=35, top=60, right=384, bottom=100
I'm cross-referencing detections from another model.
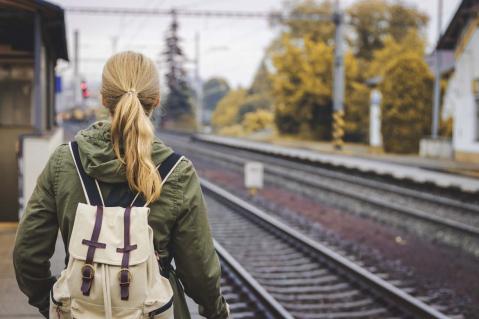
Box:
left=432, top=0, right=443, bottom=139
left=73, top=30, right=80, bottom=106
left=33, top=12, right=43, bottom=133
left=195, top=32, right=203, bottom=132
left=74, top=30, right=79, bottom=77
left=333, top=0, right=345, bottom=150
left=111, top=36, right=118, bottom=54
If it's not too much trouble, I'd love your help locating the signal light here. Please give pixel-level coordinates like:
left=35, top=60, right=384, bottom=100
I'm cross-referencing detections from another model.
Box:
left=80, top=80, right=89, bottom=98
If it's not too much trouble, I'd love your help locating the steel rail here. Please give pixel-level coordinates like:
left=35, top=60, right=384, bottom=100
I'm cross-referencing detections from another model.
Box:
left=202, top=179, right=450, bottom=319
left=190, top=133, right=479, bottom=213
left=214, top=240, right=295, bottom=319
left=265, top=165, right=479, bottom=237
left=170, top=136, right=479, bottom=238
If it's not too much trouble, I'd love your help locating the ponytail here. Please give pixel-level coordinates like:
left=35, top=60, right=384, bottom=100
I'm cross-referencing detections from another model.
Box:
left=101, top=51, right=162, bottom=205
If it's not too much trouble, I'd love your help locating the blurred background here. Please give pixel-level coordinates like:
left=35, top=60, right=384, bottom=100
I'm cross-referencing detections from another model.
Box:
left=1, top=0, right=479, bottom=318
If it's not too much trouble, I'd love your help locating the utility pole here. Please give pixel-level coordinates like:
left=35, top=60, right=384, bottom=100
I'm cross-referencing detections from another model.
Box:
left=111, top=36, right=118, bottom=54
left=194, top=32, right=203, bottom=132
left=432, top=0, right=443, bottom=139
left=74, top=30, right=79, bottom=78
left=332, top=0, right=345, bottom=150
left=73, top=30, right=80, bottom=106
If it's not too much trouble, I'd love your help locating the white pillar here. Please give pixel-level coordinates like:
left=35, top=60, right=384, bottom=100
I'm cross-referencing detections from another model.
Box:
left=370, top=89, right=382, bottom=147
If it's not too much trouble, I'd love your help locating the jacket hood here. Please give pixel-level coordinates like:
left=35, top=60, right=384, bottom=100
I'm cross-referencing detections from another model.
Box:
left=75, top=120, right=174, bottom=183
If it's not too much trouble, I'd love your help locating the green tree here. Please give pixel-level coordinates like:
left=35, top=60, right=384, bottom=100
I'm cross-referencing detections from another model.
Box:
left=202, top=77, right=230, bottom=124
left=380, top=52, right=433, bottom=153
left=348, top=0, right=389, bottom=61
left=162, top=13, right=194, bottom=126
left=271, top=36, right=324, bottom=137
left=345, top=82, right=370, bottom=142
left=237, top=94, right=272, bottom=121
left=388, top=2, right=428, bottom=41
left=348, top=0, right=428, bottom=61
left=241, top=60, right=274, bottom=121
left=271, top=35, right=362, bottom=140
left=368, top=29, right=425, bottom=78
left=280, top=0, right=335, bottom=43
left=211, top=88, right=247, bottom=130
left=242, top=109, right=274, bottom=133
left=264, top=0, right=429, bottom=144
left=249, top=61, right=272, bottom=96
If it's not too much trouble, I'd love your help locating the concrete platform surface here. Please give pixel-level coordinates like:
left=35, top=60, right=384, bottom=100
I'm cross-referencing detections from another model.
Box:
left=196, top=134, right=479, bottom=192
left=0, top=223, right=40, bottom=318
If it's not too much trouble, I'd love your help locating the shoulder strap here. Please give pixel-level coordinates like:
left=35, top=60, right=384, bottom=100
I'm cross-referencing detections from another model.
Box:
left=158, top=152, right=184, bottom=183
left=130, top=152, right=185, bottom=207
left=69, top=141, right=105, bottom=206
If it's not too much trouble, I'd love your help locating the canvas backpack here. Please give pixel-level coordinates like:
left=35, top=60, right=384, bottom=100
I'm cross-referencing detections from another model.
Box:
left=49, top=141, right=184, bottom=319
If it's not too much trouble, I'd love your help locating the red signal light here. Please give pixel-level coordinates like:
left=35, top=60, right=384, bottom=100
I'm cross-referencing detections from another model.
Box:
left=80, top=81, right=89, bottom=98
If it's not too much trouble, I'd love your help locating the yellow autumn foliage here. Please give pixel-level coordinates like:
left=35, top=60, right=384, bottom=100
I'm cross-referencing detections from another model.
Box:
left=211, top=89, right=247, bottom=130
left=271, top=35, right=368, bottom=141
left=218, top=124, right=245, bottom=137
left=242, top=109, right=274, bottom=133
left=368, top=29, right=426, bottom=78
left=380, top=52, right=433, bottom=153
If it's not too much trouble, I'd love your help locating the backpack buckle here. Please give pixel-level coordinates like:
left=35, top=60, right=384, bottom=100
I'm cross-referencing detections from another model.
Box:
left=81, top=264, right=95, bottom=280
left=118, top=268, right=132, bottom=286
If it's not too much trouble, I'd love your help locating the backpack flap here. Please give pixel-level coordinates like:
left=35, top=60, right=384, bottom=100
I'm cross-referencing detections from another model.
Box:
left=68, top=203, right=151, bottom=266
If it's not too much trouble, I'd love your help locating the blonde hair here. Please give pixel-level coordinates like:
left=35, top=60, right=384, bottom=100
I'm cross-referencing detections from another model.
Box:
left=101, top=51, right=161, bottom=205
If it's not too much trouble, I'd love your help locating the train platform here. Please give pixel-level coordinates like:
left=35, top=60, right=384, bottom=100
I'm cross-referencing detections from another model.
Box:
left=194, top=134, right=479, bottom=193
left=0, top=223, right=39, bottom=318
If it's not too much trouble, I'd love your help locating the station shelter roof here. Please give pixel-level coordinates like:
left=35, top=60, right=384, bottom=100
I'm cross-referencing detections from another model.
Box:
left=0, top=0, right=69, bottom=62
left=437, top=0, right=479, bottom=51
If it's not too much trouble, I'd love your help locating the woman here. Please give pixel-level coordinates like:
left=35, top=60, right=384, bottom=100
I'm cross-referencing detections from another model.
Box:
left=13, top=51, right=229, bottom=319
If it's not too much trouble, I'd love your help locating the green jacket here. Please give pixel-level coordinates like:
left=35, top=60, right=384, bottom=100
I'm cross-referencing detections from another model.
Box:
left=13, top=120, right=228, bottom=319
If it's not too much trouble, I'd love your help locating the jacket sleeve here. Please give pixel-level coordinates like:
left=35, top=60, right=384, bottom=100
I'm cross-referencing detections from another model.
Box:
left=170, top=159, right=229, bottom=319
left=13, top=146, right=61, bottom=318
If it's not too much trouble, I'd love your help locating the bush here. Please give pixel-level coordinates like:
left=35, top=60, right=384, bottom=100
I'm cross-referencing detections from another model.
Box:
left=211, top=89, right=247, bottom=130
left=380, top=53, right=433, bottom=153
left=242, top=109, right=274, bottom=133
left=218, top=124, right=245, bottom=137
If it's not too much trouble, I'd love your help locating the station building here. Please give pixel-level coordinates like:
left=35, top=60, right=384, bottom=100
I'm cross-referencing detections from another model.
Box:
left=439, top=0, right=479, bottom=162
left=0, top=0, right=68, bottom=221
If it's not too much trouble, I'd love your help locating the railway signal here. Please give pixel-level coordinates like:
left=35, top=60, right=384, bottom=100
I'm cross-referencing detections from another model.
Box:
left=80, top=80, right=89, bottom=99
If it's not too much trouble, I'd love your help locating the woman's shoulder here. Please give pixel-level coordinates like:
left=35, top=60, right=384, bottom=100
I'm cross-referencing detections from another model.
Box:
left=49, top=143, right=71, bottom=168
left=50, top=142, right=79, bottom=167
left=151, top=136, right=197, bottom=185
left=163, top=155, right=196, bottom=186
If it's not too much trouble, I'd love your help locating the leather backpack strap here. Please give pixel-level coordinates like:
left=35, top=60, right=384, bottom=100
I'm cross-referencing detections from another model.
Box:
left=69, top=141, right=106, bottom=296
left=69, top=141, right=104, bottom=206
left=158, top=152, right=184, bottom=182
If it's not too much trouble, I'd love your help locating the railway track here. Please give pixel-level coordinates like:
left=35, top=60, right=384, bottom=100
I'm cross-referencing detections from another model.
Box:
left=216, top=240, right=294, bottom=319
left=160, top=132, right=479, bottom=257
left=204, top=179, right=450, bottom=319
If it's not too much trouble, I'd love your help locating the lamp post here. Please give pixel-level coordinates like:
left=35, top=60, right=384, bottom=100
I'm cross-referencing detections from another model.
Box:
left=432, top=0, right=443, bottom=138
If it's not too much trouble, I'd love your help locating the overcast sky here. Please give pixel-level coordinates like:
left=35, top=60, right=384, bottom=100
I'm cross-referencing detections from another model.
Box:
left=52, top=0, right=461, bottom=88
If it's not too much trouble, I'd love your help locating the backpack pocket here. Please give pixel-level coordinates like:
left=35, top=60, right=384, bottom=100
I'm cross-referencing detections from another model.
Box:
left=49, top=289, right=72, bottom=319
left=71, top=298, right=143, bottom=319
left=144, top=297, right=174, bottom=319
